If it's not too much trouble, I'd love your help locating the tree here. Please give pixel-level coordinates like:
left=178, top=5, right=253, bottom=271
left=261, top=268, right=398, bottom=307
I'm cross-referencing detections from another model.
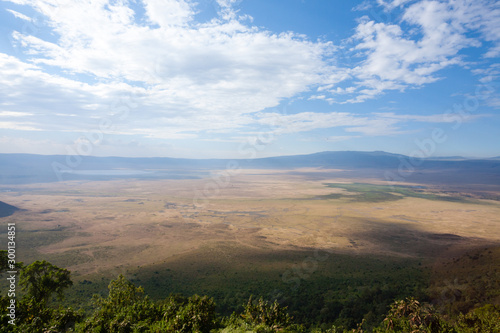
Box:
left=241, top=296, right=292, bottom=330
left=0, top=249, right=22, bottom=274
left=102, top=274, right=145, bottom=309
left=0, top=250, right=8, bottom=273
left=4, top=260, right=81, bottom=332
left=166, top=295, right=217, bottom=333
left=379, top=297, right=449, bottom=333
left=456, top=304, right=500, bottom=333
left=80, top=274, right=162, bottom=332
left=19, top=260, right=72, bottom=305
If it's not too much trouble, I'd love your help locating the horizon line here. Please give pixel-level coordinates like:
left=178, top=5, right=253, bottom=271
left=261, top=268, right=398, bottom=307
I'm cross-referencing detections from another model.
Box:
left=0, top=150, right=497, bottom=160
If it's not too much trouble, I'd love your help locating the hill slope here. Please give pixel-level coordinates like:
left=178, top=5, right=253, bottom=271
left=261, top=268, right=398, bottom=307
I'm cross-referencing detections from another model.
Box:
left=0, top=200, right=19, bottom=218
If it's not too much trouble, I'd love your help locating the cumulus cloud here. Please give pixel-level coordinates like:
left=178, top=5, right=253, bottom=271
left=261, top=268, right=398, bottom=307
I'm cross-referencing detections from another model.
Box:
left=327, top=0, right=500, bottom=103
left=9, top=0, right=331, bottom=112
left=0, top=0, right=338, bottom=141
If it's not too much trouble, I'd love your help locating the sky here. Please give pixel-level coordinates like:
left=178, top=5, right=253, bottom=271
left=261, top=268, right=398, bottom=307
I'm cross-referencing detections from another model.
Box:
left=0, top=0, right=499, bottom=159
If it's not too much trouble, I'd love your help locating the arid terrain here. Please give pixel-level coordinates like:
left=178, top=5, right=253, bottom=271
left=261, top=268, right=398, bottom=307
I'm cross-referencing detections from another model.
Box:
left=1, top=167, right=499, bottom=320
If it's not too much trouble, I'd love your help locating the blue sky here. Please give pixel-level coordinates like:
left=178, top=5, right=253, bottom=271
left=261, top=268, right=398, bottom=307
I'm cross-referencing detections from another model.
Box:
left=0, top=0, right=499, bottom=158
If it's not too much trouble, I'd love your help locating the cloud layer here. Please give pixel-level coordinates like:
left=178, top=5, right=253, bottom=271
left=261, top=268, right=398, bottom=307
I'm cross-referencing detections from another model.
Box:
left=0, top=0, right=498, bottom=156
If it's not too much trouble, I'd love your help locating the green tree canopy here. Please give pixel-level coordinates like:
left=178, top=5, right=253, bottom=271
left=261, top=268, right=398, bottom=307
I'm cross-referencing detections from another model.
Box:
left=19, top=260, right=72, bottom=305
left=0, top=250, right=22, bottom=274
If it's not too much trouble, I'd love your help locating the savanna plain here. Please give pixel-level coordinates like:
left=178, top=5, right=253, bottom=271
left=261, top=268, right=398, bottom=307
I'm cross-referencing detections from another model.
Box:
left=1, top=167, right=500, bottom=330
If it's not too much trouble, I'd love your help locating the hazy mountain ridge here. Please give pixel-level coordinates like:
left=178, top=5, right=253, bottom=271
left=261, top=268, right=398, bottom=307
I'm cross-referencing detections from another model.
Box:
left=0, top=151, right=499, bottom=185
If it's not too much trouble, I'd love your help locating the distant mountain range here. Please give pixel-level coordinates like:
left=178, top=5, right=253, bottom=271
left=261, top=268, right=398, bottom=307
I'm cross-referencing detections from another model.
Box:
left=0, top=151, right=499, bottom=185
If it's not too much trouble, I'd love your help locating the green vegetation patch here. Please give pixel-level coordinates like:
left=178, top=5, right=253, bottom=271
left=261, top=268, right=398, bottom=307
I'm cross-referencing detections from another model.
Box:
left=114, top=243, right=429, bottom=329
left=323, top=183, right=476, bottom=203
left=14, top=228, right=73, bottom=247
left=2, top=250, right=500, bottom=332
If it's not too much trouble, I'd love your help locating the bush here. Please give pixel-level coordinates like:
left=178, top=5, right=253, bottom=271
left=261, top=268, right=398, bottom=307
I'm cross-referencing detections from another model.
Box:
left=376, top=297, right=451, bottom=333
left=455, top=304, right=500, bottom=333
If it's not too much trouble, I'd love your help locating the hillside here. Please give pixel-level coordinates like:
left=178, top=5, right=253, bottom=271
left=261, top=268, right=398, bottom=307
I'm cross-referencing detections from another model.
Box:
left=0, top=200, right=18, bottom=218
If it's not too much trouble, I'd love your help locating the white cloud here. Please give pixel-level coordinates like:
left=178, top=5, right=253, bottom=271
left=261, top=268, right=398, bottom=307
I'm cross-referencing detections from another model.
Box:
left=374, top=112, right=485, bottom=123
left=352, top=1, right=373, bottom=12
left=143, top=0, right=194, bottom=27
left=325, top=0, right=500, bottom=103
left=0, top=121, right=41, bottom=131
left=251, top=110, right=489, bottom=137
left=216, top=0, right=241, bottom=21
left=325, top=135, right=361, bottom=142
left=376, top=0, right=414, bottom=10
left=0, top=111, right=34, bottom=117
left=0, top=0, right=341, bottom=146
left=6, top=8, right=32, bottom=21
left=9, top=0, right=331, bottom=108
left=0, top=136, right=62, bottom=154
left=251, top=111, right=424, bottom=136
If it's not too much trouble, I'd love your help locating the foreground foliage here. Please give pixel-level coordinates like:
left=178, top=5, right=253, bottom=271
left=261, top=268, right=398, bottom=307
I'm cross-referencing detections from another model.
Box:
left=0, top=255, right=499, bottom=332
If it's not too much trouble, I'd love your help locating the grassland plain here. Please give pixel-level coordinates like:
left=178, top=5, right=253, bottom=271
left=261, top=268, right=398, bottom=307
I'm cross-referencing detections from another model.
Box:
left=0, top=168, right=499, bottom=327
